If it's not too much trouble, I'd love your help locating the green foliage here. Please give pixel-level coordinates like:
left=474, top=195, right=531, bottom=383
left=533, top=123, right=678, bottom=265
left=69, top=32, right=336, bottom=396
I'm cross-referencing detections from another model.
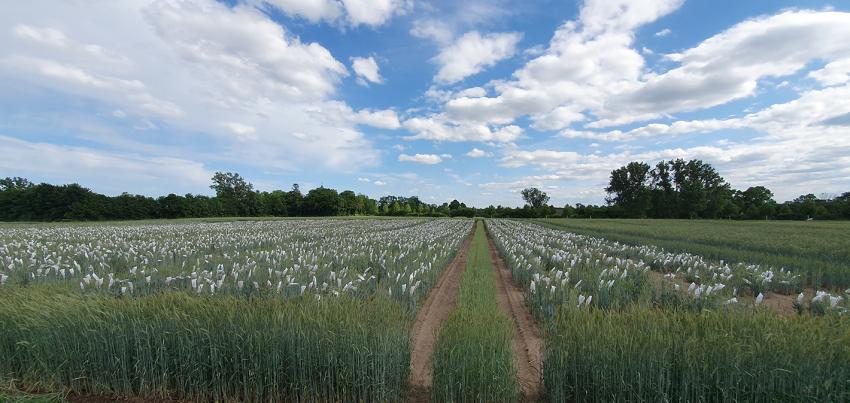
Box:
left=545, top=307, right=850, bottom=402
left=432, top=222, right=519, bottom=402
left=302, top=186, right=340, bottom=216
left=210, top=172, right=257, bottom=216
left=605, top=161, right=652, bottom=218
left=521, top=187, right=550, bottom=209
left=0, top=289, right=410, bottom=402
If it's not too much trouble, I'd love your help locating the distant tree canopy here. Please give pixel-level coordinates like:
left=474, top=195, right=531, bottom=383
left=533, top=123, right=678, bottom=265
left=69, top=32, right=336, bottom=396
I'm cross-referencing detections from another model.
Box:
left=600, top=159, right=850, bottom=220
left=521, top=187, right=550, bottom=209
left=1, top=165, right=847, bottom=221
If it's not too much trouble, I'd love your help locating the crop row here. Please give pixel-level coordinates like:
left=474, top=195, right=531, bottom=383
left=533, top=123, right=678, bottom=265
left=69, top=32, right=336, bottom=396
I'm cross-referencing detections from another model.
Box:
left=0, top=219, right=472, bottom=312
left=0, top=219, right=473, bottom=401
left=485, top=219, right=850, bottom=401
left=486, top=219, right=848, bottom=317
left=432, top=222, right=518, bottom=402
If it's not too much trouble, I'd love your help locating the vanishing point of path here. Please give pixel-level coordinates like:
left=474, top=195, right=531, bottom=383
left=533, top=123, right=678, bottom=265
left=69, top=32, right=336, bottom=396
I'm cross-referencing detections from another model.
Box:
left=408, top=223, right=542, bottom=402
left=408, top=227, right=473, bottom=401
left=486, top=226, right=544, bottom=402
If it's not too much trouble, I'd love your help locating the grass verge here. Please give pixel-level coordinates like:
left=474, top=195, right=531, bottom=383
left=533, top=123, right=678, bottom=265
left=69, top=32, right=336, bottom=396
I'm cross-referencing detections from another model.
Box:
left=432, top=221, right=519, bottom=402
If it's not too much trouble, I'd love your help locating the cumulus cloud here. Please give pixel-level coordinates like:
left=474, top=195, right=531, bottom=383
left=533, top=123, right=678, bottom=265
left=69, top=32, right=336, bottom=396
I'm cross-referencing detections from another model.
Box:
left=256, top=0, right=407, bottom=27
left=222, top=122, right=258, bottom=141
left=808, top=58, right=850, bottom=86
left=466, top=148, right=491, bottom=158
left=0, top=0, right=383, bottom=180
left=351, top=56, right=383, bottom=85
left=412, top=3, right=850, bottom=139
left=352, top=108, right=400, bottom=129
left=500, top=120, right=850, bottom=201
left=341, top=0, right=410, bottom=27
left=399, top=153, right=444, bottom=164
left=402, top=116, right=523, bottom=142
left=434, top=31, right=522, bottom=84
left=599, top=10, right=850, bottom=126
left=0, top=135, right=212, bottom=196
left=654, top=28, right=671, bottom=37
left=566, top=82, right=850, bottom=141
left=254, top=0, right=341, bottom=23
left=426, top=0, right=683, bottom=131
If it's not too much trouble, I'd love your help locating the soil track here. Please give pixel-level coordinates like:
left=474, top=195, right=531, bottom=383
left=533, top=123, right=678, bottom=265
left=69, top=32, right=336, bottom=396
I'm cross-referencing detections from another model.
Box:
left=485, top=228, right=543, bottom=402
left=407, top=228, right=473, bottom=401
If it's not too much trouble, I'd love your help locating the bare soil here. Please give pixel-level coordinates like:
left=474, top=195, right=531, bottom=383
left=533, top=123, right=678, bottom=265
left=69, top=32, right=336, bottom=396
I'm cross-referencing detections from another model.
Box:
left=407, top=228, right=473, bottom=401
left=485, top=229, right=543, bottom=403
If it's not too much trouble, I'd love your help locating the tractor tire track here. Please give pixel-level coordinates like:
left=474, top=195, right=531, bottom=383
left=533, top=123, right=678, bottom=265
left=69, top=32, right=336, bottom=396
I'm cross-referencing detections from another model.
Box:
left=408, top=227, right=473, bottom=401
left=485, top=227, right=543, bottom=402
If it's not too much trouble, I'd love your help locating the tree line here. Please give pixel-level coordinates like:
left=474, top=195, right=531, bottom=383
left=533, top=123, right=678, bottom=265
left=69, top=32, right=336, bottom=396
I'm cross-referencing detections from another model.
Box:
left=597, top=159, right=850, bottom=220
left=0, top=174, right=543, bottom=221
left=1, top=160, right=847, bottom=221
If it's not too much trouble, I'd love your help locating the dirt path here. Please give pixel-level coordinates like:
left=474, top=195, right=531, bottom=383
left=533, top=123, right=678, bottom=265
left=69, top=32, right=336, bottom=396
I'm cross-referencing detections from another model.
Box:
left=485, top=228, right=543, bottom=402
left=407, top=228, right=473, bottom=401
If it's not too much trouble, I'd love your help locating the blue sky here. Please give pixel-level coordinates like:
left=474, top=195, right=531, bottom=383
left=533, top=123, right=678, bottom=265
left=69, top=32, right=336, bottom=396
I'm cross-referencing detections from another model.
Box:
left=2, top=0, right=850, bottom=207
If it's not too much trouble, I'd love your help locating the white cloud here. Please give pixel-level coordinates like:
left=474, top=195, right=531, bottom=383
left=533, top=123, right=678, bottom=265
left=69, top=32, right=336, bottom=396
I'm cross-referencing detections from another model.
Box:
left=256, top=0, right=341, bottom=23
left=410, top=0, right=512, bottom=46
left=306, top=101, right=400, bottom=129
left=430, top=0, right=683, bottom=130
left=257, top=0, right=406, bottom=27
left=222, top=122, right=258, bottom=141
left=434, top=31, right=523, bottom=84
left=341, top=0, right=409, bottom=27
left=402, top=116, right=523, bottom=142
left=373, top=180, right=387, bottom=186
left=353, top=108, right=400, bottom=129
left=351, top=56, right=383, bottom=85
left=0, top=135, right=212, bottom=196
left=357, top=177, right=371, bottom=182
left=13, top=24, right=130, bottom=64
left=413, top=4, right=850, bottom=139
left=601, top=10, right=850, bottom=126
left=500, top=121, right=850, bottom=201
left=466, top=148, right=491, bottom=158
left=654, top=28, right=671, bottom=37
left=399, top=153, right=444, bottom=164
left=565, top=82, right=850, bottom=142
left=808, top=58, right=850, bottom=86
left=456, top=87, right=487, bottom=98
left=411, top=19, right=454, bottom=45
left=0, top=0, right=383, bottom=177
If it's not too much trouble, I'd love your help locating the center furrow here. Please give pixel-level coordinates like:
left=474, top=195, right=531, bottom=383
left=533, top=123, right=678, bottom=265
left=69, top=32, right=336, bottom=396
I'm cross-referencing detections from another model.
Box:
left=486, top=224, right=544, bottom=402
left=408, top=226, right=473, bottom=399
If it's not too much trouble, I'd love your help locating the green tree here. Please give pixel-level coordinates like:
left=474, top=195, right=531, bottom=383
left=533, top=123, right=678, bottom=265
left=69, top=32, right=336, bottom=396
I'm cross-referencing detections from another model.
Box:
left=734, top=186, right=776, bottom=219
left=303, top=186, right=340, bottom=216
left=339, top=190, right=357, bottom=215
left=285, top=184, right=304, bottom=216
left=521, top=187, right=550, bottom=209
left=0, top=177, right=33, bottom=192
left=605, top=162, right=652, bottom=218
left=210, top=172, right=255, bottom=216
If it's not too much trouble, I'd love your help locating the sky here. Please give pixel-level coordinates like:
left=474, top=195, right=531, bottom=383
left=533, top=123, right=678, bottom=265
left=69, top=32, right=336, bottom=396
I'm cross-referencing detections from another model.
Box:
left=2, top=0, right=850, bottom=207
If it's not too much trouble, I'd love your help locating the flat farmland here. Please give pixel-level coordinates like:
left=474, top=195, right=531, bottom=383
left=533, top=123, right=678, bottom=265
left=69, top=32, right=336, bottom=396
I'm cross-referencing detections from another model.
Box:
left=536, top=218, right=850, bottom=289
left=1, top=218, right=848, bottom=402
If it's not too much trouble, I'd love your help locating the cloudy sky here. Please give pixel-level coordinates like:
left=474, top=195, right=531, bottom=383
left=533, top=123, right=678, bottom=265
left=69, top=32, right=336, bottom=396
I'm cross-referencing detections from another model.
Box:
left=2, top=0, right=850, bottom=207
